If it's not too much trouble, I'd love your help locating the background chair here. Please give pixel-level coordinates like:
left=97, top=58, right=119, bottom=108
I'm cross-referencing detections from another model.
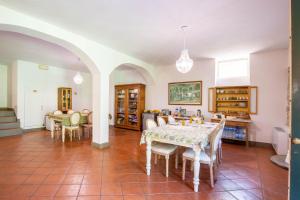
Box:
left=168, top=115, right=176, bottom=124
left=82, top=112, right=93, bottom=138
left=157, top=116, right=167, bottom=126
left=64, top=112, right=81, bottom=141
left=53, top=110, right=63, bottom=138
left=67, top=109, right=74, bottom=114
left=146, top=119, right=178, bottom=177
left=182, top=124, right=223, bottom=187
left=82, top=109, right=90, bottom=114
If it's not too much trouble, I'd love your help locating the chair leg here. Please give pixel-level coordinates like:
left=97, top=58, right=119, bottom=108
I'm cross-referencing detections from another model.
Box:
left=210, top=164, right=214, bottom=188
left=175, top=151, right=178, bottom=169
left=165, top=155, right=169, bottom=177
left=190, top=161, right=194, bottom=171
left=78, top=129, right=81, bottom=140
left=154, top=154, right=158, bottom=165
left=182, top=158, right=186, bottom=180
left=70, top=130, right=73, bottom=142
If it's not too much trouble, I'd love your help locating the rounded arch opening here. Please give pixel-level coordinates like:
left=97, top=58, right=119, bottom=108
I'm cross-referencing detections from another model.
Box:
left=109, top=63, right=154, bottom=126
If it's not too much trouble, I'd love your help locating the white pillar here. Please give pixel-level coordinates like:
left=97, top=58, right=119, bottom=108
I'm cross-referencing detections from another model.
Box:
left=92, top=72, right=110, bottom=148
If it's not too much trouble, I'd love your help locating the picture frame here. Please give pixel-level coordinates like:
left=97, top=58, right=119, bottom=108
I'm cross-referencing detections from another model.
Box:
left=168, top=81, right=202, bottom=105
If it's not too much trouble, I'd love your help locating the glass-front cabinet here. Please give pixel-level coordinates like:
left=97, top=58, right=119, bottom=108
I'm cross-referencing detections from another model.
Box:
left=58, top=87, right=72, bottom=113
left=114, top=84, right=145, bottom=131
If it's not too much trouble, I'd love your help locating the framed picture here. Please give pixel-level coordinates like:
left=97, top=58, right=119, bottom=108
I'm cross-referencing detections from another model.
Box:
left=168, top=81, right=202, bottom=105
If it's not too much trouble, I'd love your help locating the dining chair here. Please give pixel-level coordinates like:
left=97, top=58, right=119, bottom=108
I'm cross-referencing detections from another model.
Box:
left=64, top=112, right=81, bottom=141
left=67, top=109, right=74, bottom=114
left=82, top=112, right=93, bottom=138
left=182, top=124, right=224, bottom=188
left=146, top=119, right=178, bottom=177
left=53, top=110, right=63, bottom=138
left=82, top=109, right=90, bottom=114
left=217, top=119, right=226, bottom=164
left=168, top=115, right=176, bottom=124
left=157, top=116, right=166, bottom=126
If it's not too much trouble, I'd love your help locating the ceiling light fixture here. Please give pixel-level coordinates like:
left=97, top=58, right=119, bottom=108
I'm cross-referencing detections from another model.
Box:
left=73, top=72, right=83, bottom=85
left=176, top=25, right=193, bottom=73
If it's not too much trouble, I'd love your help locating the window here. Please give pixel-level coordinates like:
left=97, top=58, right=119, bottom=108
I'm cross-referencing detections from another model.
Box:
left=215, top=58, right=250, bottom=85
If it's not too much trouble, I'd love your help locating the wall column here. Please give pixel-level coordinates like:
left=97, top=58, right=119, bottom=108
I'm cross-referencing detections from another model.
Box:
left=92, top=71, right=110, bottom=148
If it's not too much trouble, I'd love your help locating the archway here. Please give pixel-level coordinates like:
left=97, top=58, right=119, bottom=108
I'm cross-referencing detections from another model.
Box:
left=109, top=63, right=154, bottom=130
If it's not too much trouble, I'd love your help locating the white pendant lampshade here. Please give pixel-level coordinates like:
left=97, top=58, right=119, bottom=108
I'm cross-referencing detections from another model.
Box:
left=176, top=25, right=193, bottom=73
left=73, top=72, right=83, bottom=85
left=176, top=49, right=194, bottom=73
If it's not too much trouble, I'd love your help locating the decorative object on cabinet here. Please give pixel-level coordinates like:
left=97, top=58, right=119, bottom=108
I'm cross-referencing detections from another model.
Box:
left=57, top=87, right=72, bottom=113
left=168, top=81, right=202, bottom=105
left=115, top=84, right=145, bottom=131
left=208, top=86, right=258, bottom=115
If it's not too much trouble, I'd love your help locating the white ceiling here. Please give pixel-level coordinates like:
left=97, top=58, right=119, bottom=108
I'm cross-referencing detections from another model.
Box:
left=0, top=31, right=87, bottom=71
left=0, top=0, right=288, bottom=66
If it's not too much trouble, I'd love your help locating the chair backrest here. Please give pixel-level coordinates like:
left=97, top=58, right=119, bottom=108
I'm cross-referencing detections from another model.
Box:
left=82, top=109, right=90, bottom=114
left=146, top=119, right=157, bottom=130
left=87, top=112, right=93, bottom=124
left=209, top=126, right=221, bottom=157
left=53, top=110, right=63, bottom=115
left=157, top=116, right=166, bottom=126
left=70, top=112, right=81, bottom=126
left=67, top=110, right=74, bottom=114
left=168, top=115, right=176, bottom=124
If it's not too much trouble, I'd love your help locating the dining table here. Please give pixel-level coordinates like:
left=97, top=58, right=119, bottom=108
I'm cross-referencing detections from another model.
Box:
left=48, top=113, right=88, bottom=142
left=140, top=121, right=219, bottom=192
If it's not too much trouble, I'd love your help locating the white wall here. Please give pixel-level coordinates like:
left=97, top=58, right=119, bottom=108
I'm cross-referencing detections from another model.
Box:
left=250, top=49, right=288, bottom=143
left=134, top=50, right=288, bottom=143
left=12, top=60, right=92, bottom=129
left=147, top=59, right=216, bottom=117
left=109, top=67, right=147, bottom=125
left=0, top=64, right=8, bottom=107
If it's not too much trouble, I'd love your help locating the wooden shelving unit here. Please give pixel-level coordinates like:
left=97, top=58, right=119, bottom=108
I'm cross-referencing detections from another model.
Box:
left=114, top=84, right=145, bottom=131
left=208, top=86, right=257, bottom=147
left=58, top=87, right=72, bottom=113
left=208, top=86, right=257, bottom=116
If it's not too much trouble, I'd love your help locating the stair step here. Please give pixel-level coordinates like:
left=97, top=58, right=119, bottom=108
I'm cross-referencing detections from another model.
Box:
left=0, top=121, right=20, bottom=130
left=0, top=128, right=23, bottom=137
left=0, top=116, right=17, bottom=123
left=0, top=110, right=15, bottom=117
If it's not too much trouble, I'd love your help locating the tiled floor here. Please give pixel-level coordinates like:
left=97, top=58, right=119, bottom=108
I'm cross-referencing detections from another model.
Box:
left=0, top=127, right=288, bottom=200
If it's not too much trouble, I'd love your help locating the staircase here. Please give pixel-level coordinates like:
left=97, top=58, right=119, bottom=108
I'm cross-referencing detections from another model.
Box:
left=0, top=108, right=23, bottom=137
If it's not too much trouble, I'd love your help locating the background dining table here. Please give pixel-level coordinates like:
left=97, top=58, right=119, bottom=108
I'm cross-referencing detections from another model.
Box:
left=140, top=122, right=218, bottom=192
left=48, top=113, right=88, bottom=142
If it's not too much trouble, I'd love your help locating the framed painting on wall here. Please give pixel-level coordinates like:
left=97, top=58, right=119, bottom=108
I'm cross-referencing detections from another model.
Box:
left=168, top=81, right=202, bottom=105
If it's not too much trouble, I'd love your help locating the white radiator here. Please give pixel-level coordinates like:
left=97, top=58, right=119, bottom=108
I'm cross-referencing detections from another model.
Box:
left=272, top=126, right=289, bottom=155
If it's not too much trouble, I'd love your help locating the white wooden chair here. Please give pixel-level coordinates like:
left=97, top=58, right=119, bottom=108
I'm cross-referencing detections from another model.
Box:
left=53, top=110, right=63, bottom=138
left=182, top=122, right=224, bottom=187
left=167, top=115, right=176, bottom=124
left=146, top=119, right=178, bottom=177
left=157, top=116, right=166, bottom=126
left=64, top=112, right=81, bottom=141
left=82, top=112, right=93, bottom=138
left=67, top=109, right=74, bottom=114
left=82, top=109, right=90, bottom=114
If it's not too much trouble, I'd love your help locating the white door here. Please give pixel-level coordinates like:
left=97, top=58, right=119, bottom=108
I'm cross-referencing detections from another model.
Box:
left=24, top=88, right=44, bottom=128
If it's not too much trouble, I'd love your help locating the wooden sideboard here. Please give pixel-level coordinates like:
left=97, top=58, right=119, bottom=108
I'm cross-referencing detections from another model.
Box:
left=211, top=118, right=252, bottom=147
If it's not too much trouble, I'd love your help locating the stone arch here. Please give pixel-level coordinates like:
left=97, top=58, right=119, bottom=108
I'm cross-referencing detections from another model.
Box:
left=0, top=24, right=99, bottom=74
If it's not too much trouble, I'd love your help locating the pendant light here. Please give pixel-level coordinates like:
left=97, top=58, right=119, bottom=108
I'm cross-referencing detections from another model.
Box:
left=176, top=25, right=193, bottom=73
left=73, top=72, right=83, bottom=85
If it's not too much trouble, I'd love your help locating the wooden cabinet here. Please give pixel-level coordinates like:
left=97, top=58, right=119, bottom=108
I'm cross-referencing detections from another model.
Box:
left=58, top=87, right=72, bottom=113
left=114, top=84, right=145, bottom=131
left=208, top=86, right=258, bottom=116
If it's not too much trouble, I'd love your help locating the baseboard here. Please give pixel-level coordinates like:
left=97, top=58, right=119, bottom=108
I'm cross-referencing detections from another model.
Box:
left=92, top=142, right=110, bottom=149
left=23, top=127, right=46, bottom=133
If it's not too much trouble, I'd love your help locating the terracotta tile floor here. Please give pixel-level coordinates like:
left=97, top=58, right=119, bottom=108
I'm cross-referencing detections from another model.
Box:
left=0, top=127, right=288, bottom=200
